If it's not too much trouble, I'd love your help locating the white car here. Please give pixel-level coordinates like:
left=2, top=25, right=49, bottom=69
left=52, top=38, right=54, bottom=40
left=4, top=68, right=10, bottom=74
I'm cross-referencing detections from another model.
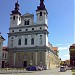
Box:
left=60, top=66, right=66, bottom=72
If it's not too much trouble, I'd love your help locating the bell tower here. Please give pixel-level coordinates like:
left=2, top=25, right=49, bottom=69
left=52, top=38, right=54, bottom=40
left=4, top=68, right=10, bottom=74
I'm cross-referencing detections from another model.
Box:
left=36, top=0, right=48, bottom=25
left=10, top=1, right=21, bottom=28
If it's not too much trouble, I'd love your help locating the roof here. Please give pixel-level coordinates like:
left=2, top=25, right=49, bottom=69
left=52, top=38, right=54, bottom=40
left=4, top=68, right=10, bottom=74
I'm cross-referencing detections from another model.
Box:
left=22, top=13, right=34, bottom=17
left=3, top=46, right=8, bottom=51
left=0, top=35, right=5, bottom=40
left=52, top=47, right=58, bottom=51
left=69, top=44, right=75, bottom=49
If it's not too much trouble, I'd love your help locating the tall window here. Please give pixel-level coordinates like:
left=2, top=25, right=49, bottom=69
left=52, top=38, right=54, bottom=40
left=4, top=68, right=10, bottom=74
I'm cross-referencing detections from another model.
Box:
left=40, top=12, right=42, bottom=16
left=25, top=38, right=27, bottom=45
left=27, top=20, right=29, bottom=25
left=24, top=21, right=26, bottom=25
left=40, top=35, right=42, bottom=45
left=13, top=16, right=15, bottom=20
left=18, top=38, right=21, bottom=45
left=31, top=38, right=34, bottom=45
left=5, top=53, right=7, bottom=58
left=2, top=53, right=4, bottom=58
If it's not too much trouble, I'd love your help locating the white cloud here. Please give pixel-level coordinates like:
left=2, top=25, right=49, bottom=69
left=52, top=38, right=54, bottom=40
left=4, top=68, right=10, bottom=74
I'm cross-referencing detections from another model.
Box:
left=55, top=43, right=71, bottom=47
left=63, top=54, right=70, bottom=58
left=58, top=46, right=69, bottom=51
left=61, top=54, right=70, bottom=61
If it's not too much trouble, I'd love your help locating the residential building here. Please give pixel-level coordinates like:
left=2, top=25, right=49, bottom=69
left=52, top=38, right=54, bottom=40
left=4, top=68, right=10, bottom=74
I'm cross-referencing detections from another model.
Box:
left=0, top=34, right=5, bottom=68
left=2, top=46, right=8, bottom=68
left=69, top=44, right=75, bottom=66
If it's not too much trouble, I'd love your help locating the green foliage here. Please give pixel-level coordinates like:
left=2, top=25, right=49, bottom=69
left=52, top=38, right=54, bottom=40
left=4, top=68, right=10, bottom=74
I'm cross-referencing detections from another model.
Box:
left=72, top=70, right=75, bottom=72
left=73, top=73, right=75, bottom=75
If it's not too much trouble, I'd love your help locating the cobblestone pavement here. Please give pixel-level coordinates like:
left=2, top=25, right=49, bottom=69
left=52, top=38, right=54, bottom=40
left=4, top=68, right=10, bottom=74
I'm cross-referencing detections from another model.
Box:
left=0, top=68, right=72, bottom=75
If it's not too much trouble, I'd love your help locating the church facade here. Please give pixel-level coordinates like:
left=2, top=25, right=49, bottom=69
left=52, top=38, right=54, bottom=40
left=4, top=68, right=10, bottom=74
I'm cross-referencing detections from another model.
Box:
left=8, top=0, right=60, bottom=69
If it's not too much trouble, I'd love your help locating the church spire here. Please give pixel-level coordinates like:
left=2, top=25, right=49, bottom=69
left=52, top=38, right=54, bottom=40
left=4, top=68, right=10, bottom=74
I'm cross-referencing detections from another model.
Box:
left=36, top=0, right=47, bottom=12
left=11, top=0, right=21, bottom=15
left=40, top=0, right=44, bottom=6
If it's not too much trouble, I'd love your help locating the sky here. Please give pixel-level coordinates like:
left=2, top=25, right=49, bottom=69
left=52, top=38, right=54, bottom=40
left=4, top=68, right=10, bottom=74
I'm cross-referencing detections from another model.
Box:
left=0, top=0, right=74, bottom=61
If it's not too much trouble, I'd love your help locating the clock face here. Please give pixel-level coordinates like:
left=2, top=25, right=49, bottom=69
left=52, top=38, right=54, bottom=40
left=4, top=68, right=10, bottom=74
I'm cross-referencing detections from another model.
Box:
left=39, top=16, right=43, bottom=20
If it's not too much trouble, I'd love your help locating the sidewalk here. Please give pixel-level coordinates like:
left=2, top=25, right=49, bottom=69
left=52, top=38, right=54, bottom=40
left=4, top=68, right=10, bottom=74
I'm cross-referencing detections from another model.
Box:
left=0, top=69, right=32, bottom=74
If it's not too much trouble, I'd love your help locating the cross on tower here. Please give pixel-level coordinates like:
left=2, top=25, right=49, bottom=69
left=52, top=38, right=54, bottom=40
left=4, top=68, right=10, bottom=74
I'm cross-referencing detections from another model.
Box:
left=40, top=0, right=44, bottom=6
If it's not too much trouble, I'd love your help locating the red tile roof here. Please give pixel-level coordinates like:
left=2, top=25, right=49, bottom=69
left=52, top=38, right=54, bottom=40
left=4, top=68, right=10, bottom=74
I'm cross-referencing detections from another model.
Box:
left=3, top=46, right=8, bottom=51
left=52, top=47, right=58, bottom=51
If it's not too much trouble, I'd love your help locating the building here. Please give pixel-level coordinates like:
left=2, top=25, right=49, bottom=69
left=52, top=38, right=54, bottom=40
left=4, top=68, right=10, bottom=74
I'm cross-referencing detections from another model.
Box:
left=52, top=47, right=58, bottom=56
left=8, top=0, right=60, bottom=69
left=2, top=46, right=8, bottom=68
left=0, top=34, right=5, bottom=68
left=60, top=60, right=70, bottom=66
left=48, top=43, right=60, bottom=68
left=69, top=44, right=75, bottom=66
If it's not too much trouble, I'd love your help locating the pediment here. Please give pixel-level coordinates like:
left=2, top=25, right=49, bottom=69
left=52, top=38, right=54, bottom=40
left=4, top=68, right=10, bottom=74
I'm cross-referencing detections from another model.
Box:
left=22, top=13, right=34, bottom=17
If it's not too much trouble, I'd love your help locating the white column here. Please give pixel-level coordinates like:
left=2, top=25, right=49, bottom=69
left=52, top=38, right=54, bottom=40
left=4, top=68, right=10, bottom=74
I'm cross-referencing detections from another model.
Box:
left=14, top=53, right=16, bottom=66
left=35, top=52, right=37, bottom=65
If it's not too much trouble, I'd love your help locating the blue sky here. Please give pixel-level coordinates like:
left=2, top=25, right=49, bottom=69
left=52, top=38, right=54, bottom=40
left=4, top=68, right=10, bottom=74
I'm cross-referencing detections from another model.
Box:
left=0, top=0, right=74, bottom=61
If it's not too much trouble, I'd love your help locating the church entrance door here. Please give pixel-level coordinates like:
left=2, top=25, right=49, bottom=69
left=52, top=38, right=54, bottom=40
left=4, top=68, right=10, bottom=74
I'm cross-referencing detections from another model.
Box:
left=23, top=61, right=27, bottom=67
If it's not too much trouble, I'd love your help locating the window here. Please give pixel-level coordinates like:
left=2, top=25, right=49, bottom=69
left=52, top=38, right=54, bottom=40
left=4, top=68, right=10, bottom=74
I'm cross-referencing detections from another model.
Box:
left=5, top=53, right=7, bottom=58
left=2, top=53, right=4, bottom=58
left=19, top=29, right=21, bottom=31
left=40, top=35, right=42, bottom=45
left=32, top=28, right=34, bottom=30
left=27, top=20, right=29, bottom=25
left=18, top=38, right=21, bottom=45
left=25, top=38, right=27, bottom=45
left=26, top=29, right=28, bottom=31
left=40, top=12, right=42, bottom=16
left=24, top=21, right=26, bottom=25
left=31, top=38, right=34, bottom=45
left=24, top=20, right=30, bottom=25
left=40, top=27, right=42, bottom=29
left=12, top=30, right=14, bottom=32
left=13, top=16, right=15, bottom=20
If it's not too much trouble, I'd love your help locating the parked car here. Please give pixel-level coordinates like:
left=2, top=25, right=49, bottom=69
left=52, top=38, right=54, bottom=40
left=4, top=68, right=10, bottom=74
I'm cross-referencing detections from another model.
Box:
left=60, top=66, right=66, bottom=72
left=36, top=66, right=43, bottom=71
left=26, top=66, right=36, bottom=71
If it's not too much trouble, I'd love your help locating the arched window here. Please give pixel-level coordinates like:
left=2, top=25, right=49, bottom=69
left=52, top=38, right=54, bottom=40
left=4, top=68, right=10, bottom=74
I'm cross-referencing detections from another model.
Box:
left=25, top=38, right=27, bottom=45
left=31, top=38, right=34, bottom=45
left=24, top=20, right=30, bottom=25
left=27, top=20, right=29, bottom=25
left=18, top=38, right=21, bottom=45
left=40, top=12, right=42, bottom=16
left=24, top=21, right=26, bottom=25
left=13, top=16, right=15, bottom=20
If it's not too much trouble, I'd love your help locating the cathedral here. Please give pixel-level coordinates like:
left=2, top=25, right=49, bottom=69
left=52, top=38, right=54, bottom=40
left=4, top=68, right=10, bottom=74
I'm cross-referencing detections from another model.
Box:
left=8, top=0, right=60, bottom=69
